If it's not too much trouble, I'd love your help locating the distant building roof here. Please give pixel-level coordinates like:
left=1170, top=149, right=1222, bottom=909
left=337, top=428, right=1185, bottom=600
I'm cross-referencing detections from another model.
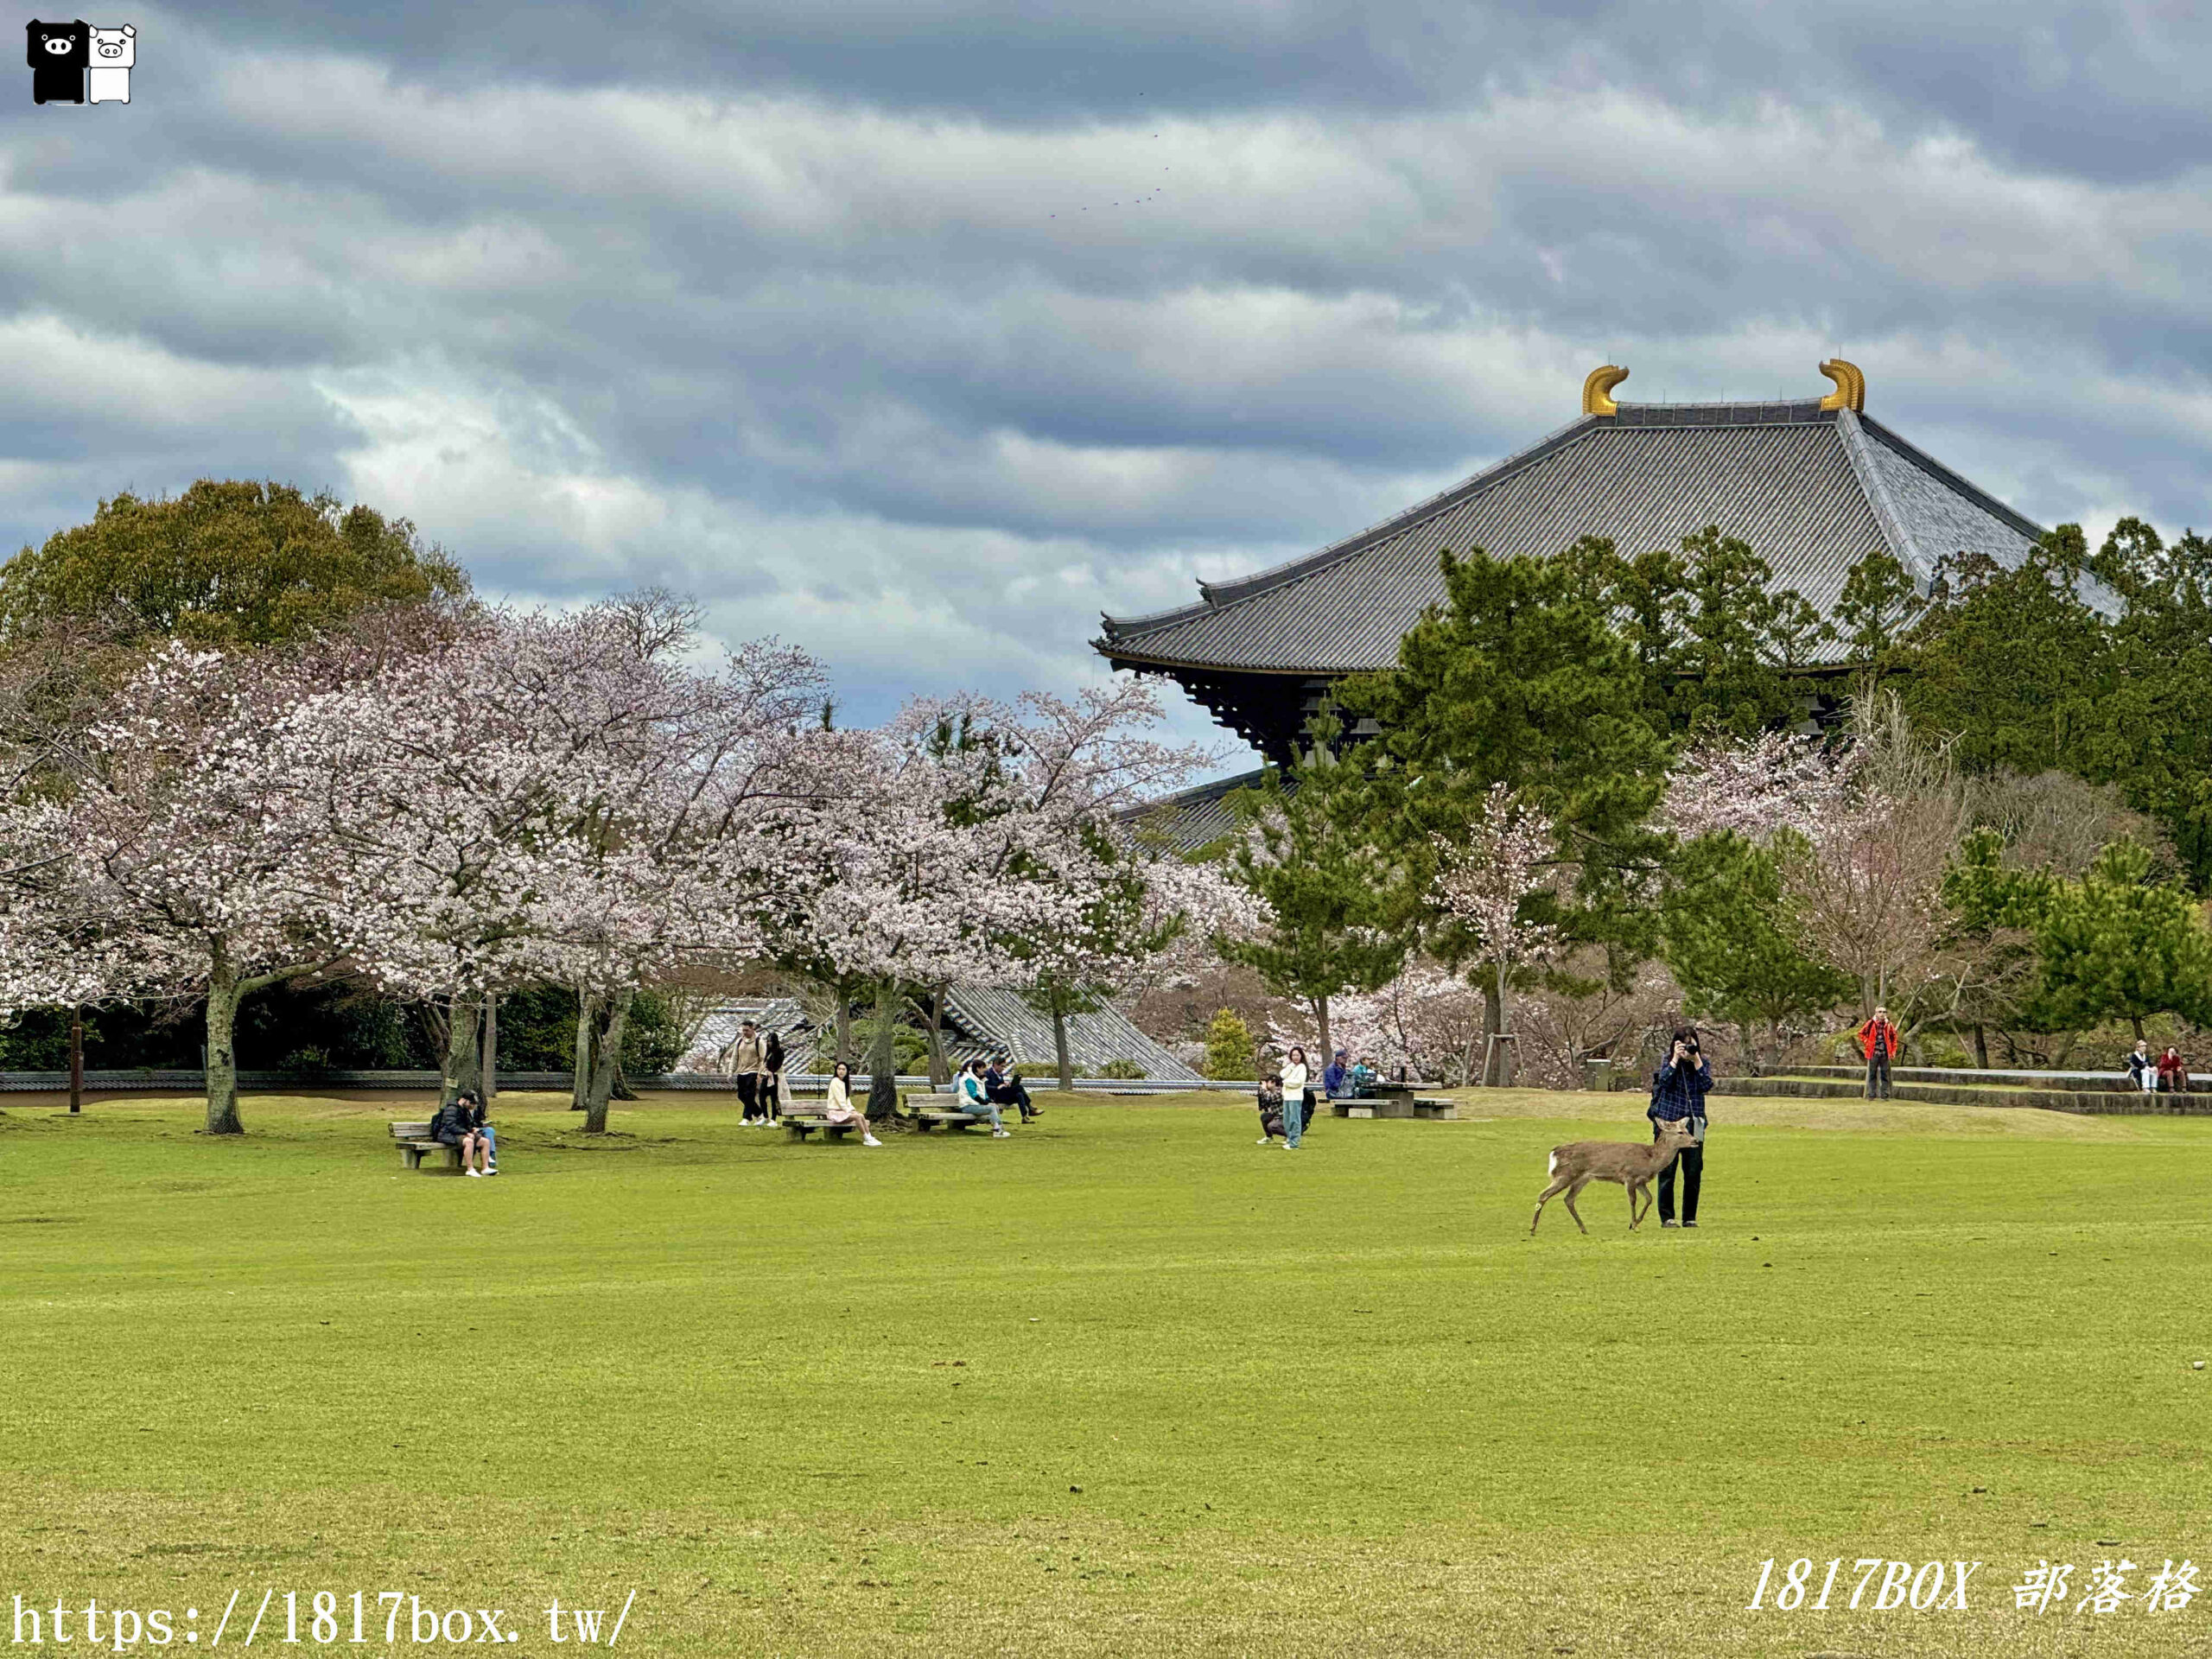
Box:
left=1097, top=397, right=2103, bottom=680
left=945, top=986, right=1200, bottom=1080
left=1125, top=766, right=1281, bottom=854
left=683, top=989, right=1198, bottom=1081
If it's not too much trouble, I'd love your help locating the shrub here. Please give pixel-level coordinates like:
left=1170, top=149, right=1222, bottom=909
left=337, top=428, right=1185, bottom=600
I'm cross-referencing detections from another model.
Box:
left=620, top=990, right=688, bottom=1076
left=1018, top=1058, right=1090, bottom=1078
left=1203, top=1008, right=1255, bottom=1080
left=1098, top=1058, right=1147, bottom=1080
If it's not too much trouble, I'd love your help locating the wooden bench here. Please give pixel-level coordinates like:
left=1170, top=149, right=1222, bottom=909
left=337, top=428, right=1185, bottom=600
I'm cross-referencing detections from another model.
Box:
left=389, top=1120, right=461, bottom=1173
left=893, top=1090, right=996, bottom=1133
left=781, top=1109, right=861, bottom=1143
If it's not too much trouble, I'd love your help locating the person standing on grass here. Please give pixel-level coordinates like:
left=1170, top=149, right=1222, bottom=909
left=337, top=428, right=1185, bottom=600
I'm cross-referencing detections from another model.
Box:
left=1255, top=1072, right=1287, bottom=1145
left=823, top=1060, right=885, bottom=1146
left=730, top=1020, right=766, bottom=1124
left=2158, top=1046, right=2190, bottom=1095
left=2128, top=1039, right=2158, bottom=1095
left=429, top=1090, right=492, bottom=1178
left=1281, top=1046, right=1312, bottom=1150
left=761, top=1028, right=787, bottom=1124
left=1646, top=1028, right=1711, bottom=1229
left=1857, top=1006, right=1900, bottom=1100
left=954, top=1058, right=1010, bottom=1137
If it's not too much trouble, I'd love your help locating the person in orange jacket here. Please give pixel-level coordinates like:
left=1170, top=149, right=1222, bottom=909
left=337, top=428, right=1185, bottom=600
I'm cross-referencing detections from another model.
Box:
left=1857, top=1006, right=1901, bottom=1099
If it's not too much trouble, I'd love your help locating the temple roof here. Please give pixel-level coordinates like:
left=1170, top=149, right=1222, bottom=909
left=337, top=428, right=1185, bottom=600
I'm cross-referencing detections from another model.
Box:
left=1097, top=397, right=2082, bottom=677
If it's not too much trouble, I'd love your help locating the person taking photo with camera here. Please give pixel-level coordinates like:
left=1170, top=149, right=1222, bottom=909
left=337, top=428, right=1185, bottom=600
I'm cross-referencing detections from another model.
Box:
left=1646, top=1027, right=1712, bottom=1229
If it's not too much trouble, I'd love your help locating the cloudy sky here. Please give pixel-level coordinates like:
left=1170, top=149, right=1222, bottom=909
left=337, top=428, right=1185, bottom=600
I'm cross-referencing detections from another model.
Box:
left=5, top=3, right=2209, bottom=774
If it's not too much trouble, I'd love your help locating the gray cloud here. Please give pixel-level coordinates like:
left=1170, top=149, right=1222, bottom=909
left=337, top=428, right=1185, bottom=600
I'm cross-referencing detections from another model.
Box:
left=1, top=3, right=2209, bottom=759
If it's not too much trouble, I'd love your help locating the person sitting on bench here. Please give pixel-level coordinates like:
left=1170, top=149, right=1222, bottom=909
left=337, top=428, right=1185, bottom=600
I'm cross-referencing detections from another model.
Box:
left=823, top=1061, right=885, bottom=1147
left=429, top=1091, right=492, bottom=1178
left=1322, top=1049, right=1351, bottom=1101
left=955, top=1059, right=1009, bottom=1136
left=986, top=1055, right=1038, bottom=1122
left=457, top=1088, right=497, bottom=1174
left=1350, top=1056, right=1378, bottom=1096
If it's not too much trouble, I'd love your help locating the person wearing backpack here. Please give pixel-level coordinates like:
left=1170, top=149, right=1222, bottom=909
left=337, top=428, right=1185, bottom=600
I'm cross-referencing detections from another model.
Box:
left=429, top=1090, right=492, bottom=1178
left=1255, top=1073, right=1287, bottom=1145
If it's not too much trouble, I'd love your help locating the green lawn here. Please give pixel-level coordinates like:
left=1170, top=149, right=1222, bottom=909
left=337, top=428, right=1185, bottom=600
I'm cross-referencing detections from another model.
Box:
left=3, top=1088, right=2209, bottom=1657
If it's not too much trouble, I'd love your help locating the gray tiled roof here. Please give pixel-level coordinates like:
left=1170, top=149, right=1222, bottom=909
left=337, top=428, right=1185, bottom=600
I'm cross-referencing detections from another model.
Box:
left=1124, top=766, right=1279, bottom=854
left=944, top=986, right=1202, bottom=1080
left=1098, top=400, right=2093, bottom=675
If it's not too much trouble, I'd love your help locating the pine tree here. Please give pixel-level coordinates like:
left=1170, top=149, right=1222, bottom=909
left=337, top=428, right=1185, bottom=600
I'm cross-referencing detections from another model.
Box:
left=1217, top=706, right=1410, bottom=1059
left=1336, top=543, right=1676, bottom=1045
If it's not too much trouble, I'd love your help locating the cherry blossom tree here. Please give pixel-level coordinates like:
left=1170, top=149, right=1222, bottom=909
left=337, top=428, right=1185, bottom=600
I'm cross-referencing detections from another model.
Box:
left=1661, top=696, right=1971, bottom=1034
left=785, top=704, right=1077, bottom=1116
left=993, top=683, right=1220, bottom=1088
left=1332, top=960, right=1487, bottom=1085
left=1431, top=783, right=1564, bottom=1085
left=289, top=594, right=830, bottom=1130
left=1658, top=727, right=1860, bottom=844
left=0, top=642, right=351, bottom=1134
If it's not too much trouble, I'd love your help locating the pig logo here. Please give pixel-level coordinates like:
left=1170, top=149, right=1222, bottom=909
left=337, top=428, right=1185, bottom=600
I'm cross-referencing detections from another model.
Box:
left=26, top=19, right=88, bottom=105
left=87, top=22, right=130, bottom=103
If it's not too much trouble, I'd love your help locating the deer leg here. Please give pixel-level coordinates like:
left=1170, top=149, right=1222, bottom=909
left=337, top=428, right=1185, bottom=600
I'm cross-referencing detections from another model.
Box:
left=1530, top=1176, right=1570, bottom=1235
left=1627, top=1179, right=1643, bottom=1229
left=1561, top=1178, right=1590, bottom=1235
left=1630, top=1179, right=1650, bottom=1230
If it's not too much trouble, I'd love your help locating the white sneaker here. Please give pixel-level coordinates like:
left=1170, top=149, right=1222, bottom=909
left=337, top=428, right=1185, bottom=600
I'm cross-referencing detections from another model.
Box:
left=862, top=1135, right=882, bottom=1147
left=466, top=1168, right=482, bottom=1178
left=1257, top=1136, right=1272, bottom=1144
left=992, top=1128, right=1011, bottom=1138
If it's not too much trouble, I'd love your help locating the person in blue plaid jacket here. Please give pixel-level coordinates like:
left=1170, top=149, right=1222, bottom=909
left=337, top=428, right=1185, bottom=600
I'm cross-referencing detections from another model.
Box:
left=1645, top=1028, right=1711, bottom=1228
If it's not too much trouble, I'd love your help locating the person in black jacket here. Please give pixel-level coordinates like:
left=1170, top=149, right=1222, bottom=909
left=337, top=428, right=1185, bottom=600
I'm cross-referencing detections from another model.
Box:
left=429, top=1091, right=492, bottom=1178
left=1645, top=1028, right=1712, bottom=1228
left=986, top=1056, right=1038, bottom=1122
left=458, top=1088, right=497, bottom=1175
left=761, top=1030, right=786, bottom=1124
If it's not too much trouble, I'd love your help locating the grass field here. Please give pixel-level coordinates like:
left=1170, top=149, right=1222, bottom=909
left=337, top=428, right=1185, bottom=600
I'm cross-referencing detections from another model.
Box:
left=4, top=1087, right=2211, bottom=1657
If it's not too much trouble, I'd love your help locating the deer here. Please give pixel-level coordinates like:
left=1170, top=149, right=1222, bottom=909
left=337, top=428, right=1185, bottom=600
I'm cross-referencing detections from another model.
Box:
left=1529, top=1116, right=1696, bottom=1236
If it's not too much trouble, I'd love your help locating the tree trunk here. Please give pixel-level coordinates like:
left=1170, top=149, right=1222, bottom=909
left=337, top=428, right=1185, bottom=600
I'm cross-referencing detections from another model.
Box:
left=67, top=1008, right=82, bottom=1114
left=2131, top=1013, right=2145, bottom=1041
left=1313, top=994, right=1332, bottom=1065
left=1479, top=966, right=1508, bottom=1087
left=204, top=957, right=245, bottom=1135
left=480, top=993, right=499, bottom=1103
left=1973, top=1023, right=1989, bottom=1069
left=923, top=985, right=951, bottom=1086
left=582, top=990, right=633, bottom=1134
left=833, top=993, right=853, bottom=1068
left=866, top=979, right=900, bottom=1122
left=1052, top=998, right=1074, bottom=1093
left=571, top=992, right=595, bottom=1110
left=442, top=993, right=483, bottom=1106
